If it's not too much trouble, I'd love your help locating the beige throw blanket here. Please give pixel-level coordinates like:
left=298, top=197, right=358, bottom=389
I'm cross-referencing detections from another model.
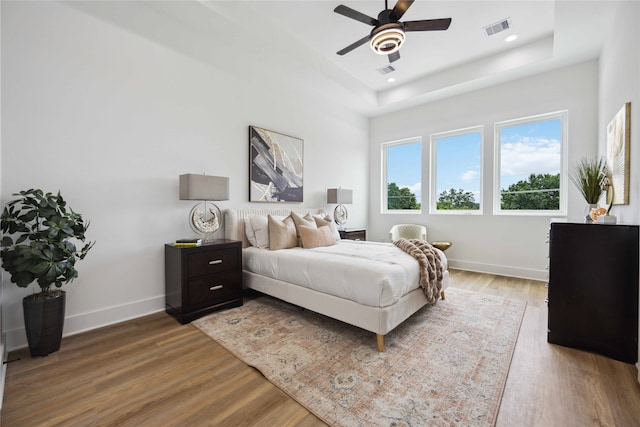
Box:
left=393, top=239, right=443, bottom=304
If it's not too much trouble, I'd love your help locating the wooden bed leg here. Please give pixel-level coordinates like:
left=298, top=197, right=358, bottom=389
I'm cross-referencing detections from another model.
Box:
left=377, top=334, right=385, bottom=352
left=440, top=290, right=446, bottom=300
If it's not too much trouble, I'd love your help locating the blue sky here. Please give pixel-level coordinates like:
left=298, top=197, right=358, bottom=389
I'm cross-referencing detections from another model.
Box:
left=387, top=141, right=422, bottom=203
left=387, top=118, right=562, bottom=204
left=435, top=132, right=481, bottom=200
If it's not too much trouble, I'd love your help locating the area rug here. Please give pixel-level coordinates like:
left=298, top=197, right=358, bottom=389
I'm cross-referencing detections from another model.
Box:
left=193, top=287, right=526, bottom=427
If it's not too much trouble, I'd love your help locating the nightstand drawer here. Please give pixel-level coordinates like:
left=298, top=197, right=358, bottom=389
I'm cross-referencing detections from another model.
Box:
left=188, top=271, right=242, bottom=308
left=188, top=249, right=239, bottom=277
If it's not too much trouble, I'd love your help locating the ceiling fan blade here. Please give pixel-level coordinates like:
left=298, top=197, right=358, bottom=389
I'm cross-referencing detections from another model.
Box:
left=390, top=0, right=414, bottom=21
left=337, top=34, right=371, bottom=55
left=334, top=5, right=379, bottom=26
left=388, top=51, right=401, bottom=63
left=403, top=18, right=452, bottom=32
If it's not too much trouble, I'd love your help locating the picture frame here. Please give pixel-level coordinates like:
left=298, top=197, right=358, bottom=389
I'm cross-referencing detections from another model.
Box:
left=606, top=102, right=631, bottom=205
left=249, top=126, right=304, bottom=203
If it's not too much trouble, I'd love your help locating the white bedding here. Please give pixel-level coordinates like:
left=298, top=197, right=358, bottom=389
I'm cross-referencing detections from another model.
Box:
left=243, top=239, right=447, bottom=308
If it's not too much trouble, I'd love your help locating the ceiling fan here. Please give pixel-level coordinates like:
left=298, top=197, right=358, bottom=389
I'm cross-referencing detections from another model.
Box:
left=334, top=0, right=452, bottom=63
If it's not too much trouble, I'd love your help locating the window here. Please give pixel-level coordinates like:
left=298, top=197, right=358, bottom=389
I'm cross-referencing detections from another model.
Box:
left=494, top=111, right=567, bottom=215
left=382, top=138, right=422, bottom=212
left=430, top=126, right=483, bottom=214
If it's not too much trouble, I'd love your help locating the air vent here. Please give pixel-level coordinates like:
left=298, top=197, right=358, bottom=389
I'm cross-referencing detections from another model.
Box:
left=377, top=65, right=396, bottom=75
left=484, top=18, right=511, bottom=36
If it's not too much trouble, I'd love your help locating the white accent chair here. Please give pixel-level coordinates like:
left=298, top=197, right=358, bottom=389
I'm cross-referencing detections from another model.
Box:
left=389, top=224, right=427, bottom=242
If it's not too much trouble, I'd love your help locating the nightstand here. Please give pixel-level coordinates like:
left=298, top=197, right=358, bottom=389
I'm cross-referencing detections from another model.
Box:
left=165, top=239, right=242, bottom=324
left=339, top=228, right=366, bottom=241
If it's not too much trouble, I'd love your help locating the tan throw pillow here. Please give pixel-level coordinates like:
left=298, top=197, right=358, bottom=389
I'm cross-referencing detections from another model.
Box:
left=298, top=224, right=337, bottom=249
left=290, top=211, right=316, bottom=230
left=313, top=214, right=341, bottom=241
left=268, top=215, right=297, bottom=250
left=290, top=211, right=317, bottom=245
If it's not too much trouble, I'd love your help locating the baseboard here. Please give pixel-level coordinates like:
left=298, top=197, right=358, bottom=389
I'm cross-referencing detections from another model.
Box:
left=448, top=258, right=548, bottom=282
left=0, top=336, right=7, bottom=410
left=5, top=295, right=165, bottom=352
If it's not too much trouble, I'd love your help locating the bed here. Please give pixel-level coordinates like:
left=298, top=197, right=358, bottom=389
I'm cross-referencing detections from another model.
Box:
left=224, top=207, right=449, bottom=351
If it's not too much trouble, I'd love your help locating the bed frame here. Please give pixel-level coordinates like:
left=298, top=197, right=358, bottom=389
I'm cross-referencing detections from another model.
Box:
left=224, top=207, right=449, bottom=351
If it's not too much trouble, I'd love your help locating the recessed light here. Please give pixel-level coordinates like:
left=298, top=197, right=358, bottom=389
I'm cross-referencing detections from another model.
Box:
left=505, top=34, right=518, bottom=42
left=387, top=77, right=396, bottom=83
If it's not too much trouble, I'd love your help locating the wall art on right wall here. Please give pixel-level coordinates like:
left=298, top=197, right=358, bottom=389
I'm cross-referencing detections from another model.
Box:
left=606, top=102, right=631, bottom=204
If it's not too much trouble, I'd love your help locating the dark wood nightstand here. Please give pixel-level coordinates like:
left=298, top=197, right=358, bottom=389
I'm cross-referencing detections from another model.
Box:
left=164, top=239, right=242, bottom=324
left=339, top=228, right=366, bottom=241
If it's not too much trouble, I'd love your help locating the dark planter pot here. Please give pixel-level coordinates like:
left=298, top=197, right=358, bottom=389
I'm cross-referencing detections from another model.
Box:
left=23, top=291, right=66, bottom=357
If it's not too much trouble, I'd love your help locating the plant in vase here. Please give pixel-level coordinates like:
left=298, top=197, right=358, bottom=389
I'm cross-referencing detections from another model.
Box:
left=569, top=157, right=606, bottom=222
left=0, top=189, right=94, bottom=357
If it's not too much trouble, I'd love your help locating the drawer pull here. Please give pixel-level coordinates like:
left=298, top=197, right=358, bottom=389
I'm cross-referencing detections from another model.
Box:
left=210, top=285, right=224, bottom=291
left=209, top=260, right=223, bottom=265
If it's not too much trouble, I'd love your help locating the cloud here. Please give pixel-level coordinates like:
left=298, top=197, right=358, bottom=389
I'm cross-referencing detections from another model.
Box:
left=461, top=170, right=478, bottom=181
left=501, top=137, right=560, bottom=177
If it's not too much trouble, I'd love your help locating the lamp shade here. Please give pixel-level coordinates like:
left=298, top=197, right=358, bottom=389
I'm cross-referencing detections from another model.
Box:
left=179, top=174, right=229, bottom=201
left=327, top=188, right=353, bottom=205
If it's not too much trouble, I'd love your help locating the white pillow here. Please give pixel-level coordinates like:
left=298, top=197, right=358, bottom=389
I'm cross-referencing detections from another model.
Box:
left=245, top=220, right=257, bottom=247
left=249, top=215, right=271, bottom=249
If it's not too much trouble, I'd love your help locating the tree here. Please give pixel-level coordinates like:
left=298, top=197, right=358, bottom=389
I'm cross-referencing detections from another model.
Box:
left=387, top=183, right=420, bottom=210
left=437, top=188, right=479, bottom=210
left=501, top=173, right=560, bottom=210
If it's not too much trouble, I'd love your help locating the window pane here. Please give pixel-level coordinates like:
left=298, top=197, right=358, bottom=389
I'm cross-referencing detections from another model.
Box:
left=498, top=117, right=562, bottom=211
left=432, top=129, right=482, bottom=212
left=384, top=140, right=421, bottom=211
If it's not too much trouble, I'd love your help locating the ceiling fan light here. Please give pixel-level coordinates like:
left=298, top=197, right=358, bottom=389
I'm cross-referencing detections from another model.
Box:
left=370, top=25, right=405, bottom=55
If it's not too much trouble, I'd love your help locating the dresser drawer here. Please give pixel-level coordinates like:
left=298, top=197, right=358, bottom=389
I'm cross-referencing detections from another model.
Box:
left=188, top=271, right=242, bottom=308
left=188, top=248, right=239, bottom=277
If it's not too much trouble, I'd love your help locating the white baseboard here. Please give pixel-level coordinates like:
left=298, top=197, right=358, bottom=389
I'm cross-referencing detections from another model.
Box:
left=5, top=295, right=165, bottom=352
left=0, top=336, right=7, bottom=410
left=448, top=258, right=548, bottom=282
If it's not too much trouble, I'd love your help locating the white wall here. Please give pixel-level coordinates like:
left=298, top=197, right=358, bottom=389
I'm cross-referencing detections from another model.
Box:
left=369, top=60, right=599, bottom=280
left=0, top=0, right=6, bottom=409
left=0, top=1, right=369, bottom=350
left=596, top=1, right=640, bottom=382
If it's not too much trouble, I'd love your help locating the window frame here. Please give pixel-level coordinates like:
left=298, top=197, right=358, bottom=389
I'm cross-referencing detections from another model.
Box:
left=381, top=137, right=423, bottom=214
left=429, top=125, right=484, bottom=215
left=493, top=110, right=568, bottom=216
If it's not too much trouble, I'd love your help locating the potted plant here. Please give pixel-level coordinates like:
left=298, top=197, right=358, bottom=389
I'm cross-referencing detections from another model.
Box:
left=0, top=189, right=94, bottom=357
left=569, top=157, right=607, bottom=222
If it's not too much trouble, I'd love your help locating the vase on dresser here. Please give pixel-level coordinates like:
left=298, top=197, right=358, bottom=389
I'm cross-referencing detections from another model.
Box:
left=584, top=203, right=598, bottom=222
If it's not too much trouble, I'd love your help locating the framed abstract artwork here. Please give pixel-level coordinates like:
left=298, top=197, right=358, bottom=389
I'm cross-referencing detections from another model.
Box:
left=249, top=126, right=304, bottom=202
left=606, top=102, right=631, bottom=204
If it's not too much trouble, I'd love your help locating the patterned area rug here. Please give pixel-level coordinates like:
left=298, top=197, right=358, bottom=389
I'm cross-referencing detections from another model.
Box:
left=193, top=287, right=526, bottom=427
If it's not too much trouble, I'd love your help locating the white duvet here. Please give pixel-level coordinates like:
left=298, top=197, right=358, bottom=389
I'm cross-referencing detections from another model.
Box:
left=243, top=240, right=447, bottom=308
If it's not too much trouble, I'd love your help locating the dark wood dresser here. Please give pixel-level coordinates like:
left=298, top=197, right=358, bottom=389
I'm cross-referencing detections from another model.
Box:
left=165, top=239, right=242, bottom=324
left=547, top=221, right=638, bottom=363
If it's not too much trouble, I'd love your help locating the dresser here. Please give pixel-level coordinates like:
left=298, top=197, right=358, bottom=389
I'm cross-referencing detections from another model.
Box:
left=165, top=239, right=242, bottom=324
left=547, top=221, right=639, bottom=363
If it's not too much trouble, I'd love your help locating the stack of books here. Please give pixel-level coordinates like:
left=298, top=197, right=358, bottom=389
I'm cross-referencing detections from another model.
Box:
left=173, top=238, right=202, bottom=247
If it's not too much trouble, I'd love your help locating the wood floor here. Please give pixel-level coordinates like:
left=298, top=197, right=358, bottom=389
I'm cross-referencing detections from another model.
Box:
left=3, top=270, right=640, bottom=426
